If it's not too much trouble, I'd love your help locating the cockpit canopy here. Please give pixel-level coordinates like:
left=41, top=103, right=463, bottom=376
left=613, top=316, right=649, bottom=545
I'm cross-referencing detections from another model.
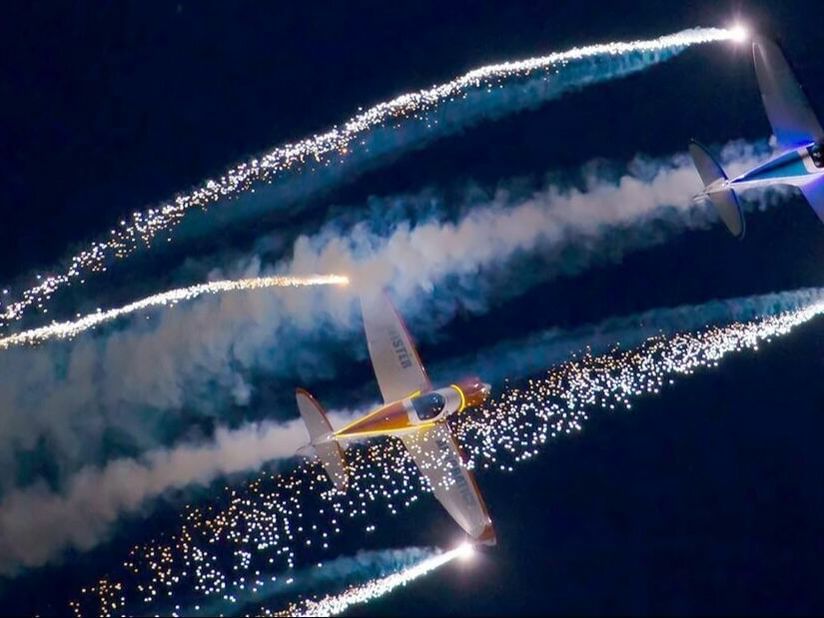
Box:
left=411, top=392, right=446, bottom=421
left=809, top=143, right=824, bottom=168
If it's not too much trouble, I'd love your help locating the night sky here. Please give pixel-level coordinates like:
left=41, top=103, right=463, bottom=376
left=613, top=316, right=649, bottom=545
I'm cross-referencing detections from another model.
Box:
left=1, top=1, right=824, bottom=615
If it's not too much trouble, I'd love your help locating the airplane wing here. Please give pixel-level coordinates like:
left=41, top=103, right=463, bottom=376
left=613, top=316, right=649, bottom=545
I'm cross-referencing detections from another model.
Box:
left=361, top=293, right=431, bottom=404
left=753, top=38, right=824, bottom=148
left=401, top=423, right=495, bottom=544
left=800, top=176, right=824, bottom=223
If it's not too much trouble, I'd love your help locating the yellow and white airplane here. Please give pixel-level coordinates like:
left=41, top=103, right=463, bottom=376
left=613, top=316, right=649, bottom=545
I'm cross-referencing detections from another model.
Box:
left=296, top=292, right=496, bottom=545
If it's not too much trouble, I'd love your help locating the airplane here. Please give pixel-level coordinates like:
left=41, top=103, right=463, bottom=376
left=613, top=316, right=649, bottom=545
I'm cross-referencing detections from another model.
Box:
left=295, top=292, right=496, bottom=545
left=690, top=36, right=824, bottom=238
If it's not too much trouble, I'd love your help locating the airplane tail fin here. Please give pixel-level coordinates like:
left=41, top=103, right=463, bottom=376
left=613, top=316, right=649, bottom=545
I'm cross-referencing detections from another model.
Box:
left=689, top=140, right=745, bottom=238
left=296, top=388, right=348, bottom=491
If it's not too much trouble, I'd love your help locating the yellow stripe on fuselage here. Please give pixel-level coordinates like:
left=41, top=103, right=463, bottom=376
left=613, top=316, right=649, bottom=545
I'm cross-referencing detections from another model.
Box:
left=333, top=401, right=400, bottom=436
left=334, top=388, right=426, bottom=437
left=335, top=421, right=437, bottom=440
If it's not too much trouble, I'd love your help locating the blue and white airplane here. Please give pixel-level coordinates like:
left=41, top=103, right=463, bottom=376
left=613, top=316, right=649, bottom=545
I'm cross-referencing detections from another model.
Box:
left=690, top=37, right=824, bottom=238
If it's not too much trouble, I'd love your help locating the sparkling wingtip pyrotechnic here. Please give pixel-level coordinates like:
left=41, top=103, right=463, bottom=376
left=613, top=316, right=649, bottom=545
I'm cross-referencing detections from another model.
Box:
left=268, top=545, right=467, bottom=617
left=730, top=23, right=750, bottom=43
left=457, top=541, right=475, bottom=561
left=0, top=273, right=348, bottom=351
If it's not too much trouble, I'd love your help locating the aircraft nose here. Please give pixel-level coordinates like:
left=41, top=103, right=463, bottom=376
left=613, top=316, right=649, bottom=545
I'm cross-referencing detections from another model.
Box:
left=458, top=380, right=493, bottom=409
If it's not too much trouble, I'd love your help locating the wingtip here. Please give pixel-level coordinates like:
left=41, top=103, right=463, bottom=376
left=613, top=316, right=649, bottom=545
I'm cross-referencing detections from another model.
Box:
left=477, top=523, right=497, bottom=547
left=295, top=387, right=324, bottom=407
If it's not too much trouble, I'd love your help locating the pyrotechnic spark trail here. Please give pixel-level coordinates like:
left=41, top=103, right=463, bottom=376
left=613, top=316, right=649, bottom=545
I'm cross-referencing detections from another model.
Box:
left=66, top=292, right=824, bottom=617
left=1, top=27, right=738, bottom=330
left=0, top=274, right=348, bottom=350
left=454, top=300, right=824, bottom=471
left=268, top=545, right=466, bottom=617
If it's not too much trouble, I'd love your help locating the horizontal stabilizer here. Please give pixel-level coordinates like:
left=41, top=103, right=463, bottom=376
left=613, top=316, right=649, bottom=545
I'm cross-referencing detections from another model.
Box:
left=799, top=177, right=824, bottom=224
left=314, top=442, right=348, bottom=491
left=706, top=188, right=745, bottom=239
left=689, top=140, right=727, bottom=187
left=753, top=38, right=824, bottom=148
left=296, top=389, right=348, bottom=491
left=689, top=140, right=745, bottom=238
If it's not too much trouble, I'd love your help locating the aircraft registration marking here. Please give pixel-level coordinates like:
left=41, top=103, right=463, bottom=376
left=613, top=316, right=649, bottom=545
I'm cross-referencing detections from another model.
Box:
left=388, top=325, right=413, bottom=369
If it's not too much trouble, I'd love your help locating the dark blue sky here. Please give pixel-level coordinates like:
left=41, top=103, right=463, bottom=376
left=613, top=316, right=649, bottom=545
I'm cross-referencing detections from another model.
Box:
left=1, top=1, right=824, bottom=615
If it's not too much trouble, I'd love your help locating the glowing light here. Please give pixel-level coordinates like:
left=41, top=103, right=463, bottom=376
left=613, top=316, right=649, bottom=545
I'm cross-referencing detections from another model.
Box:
left=1, top=27, right=738, bottom=330
left=730, top=23, right=749, bottom=43
left=0, top=274, right=348, bottom=350
left=457, top=541, right=475, bottom=561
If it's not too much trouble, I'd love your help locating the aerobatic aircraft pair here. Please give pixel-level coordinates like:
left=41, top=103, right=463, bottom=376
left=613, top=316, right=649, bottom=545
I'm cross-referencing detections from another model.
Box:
left=296, top=35, right=824, bottom=547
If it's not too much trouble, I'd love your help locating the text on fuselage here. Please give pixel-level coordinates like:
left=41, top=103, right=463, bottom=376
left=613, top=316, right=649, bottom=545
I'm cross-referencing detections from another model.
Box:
left=388, top=325, right=413, bottom=369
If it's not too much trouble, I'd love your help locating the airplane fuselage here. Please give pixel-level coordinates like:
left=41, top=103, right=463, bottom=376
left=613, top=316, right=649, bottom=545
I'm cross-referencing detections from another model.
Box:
left=329, top=377, right=491, bottom=442
left=727, top=142, right=824, bottom=192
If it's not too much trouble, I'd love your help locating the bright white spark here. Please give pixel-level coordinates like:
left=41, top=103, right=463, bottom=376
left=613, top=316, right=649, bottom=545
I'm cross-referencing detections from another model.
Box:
left=457, top=541, right=475, bottom=561
left=269, top=545, right=465, bottom=617
left=730, top=23, right=749, bottom=43
left=0, top=274, right=348, bottom=350
left=1, top=27, right=739, bottom=330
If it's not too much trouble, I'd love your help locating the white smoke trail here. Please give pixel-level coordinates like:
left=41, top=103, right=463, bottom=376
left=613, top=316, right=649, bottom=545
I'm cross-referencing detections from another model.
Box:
left=286, top=141, right=771, bottom=301
left=0, top=420, right=303, bottom=573
left=0, top=408, right=361, bottom=575
left=0, top=142, right=777, bottom=493
left=2, top=287, right=821, bottom=575
left=268, top=545, right=468, bottom=617
left=0, top=27, right=739, bottom=330
left=0, top=274, right=348, bottom=351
